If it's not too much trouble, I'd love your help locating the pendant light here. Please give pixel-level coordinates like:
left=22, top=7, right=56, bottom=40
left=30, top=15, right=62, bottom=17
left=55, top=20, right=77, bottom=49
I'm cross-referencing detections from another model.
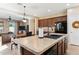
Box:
left=22, top=6, right=27, bottom=22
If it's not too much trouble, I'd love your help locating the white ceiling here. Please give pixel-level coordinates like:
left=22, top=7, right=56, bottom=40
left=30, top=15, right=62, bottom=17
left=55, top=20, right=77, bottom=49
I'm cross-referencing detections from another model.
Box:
left=0, top=3, right=79, bottom=20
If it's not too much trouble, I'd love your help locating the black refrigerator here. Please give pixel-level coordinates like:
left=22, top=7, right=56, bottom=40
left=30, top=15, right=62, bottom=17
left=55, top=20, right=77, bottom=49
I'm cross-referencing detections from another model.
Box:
left=55, top=21, right=67, bottom=34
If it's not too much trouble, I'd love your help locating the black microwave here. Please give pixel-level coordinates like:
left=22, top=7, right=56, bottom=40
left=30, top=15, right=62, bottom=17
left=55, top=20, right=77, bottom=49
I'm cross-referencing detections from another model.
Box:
left=55, top=21, right=67, bottom=34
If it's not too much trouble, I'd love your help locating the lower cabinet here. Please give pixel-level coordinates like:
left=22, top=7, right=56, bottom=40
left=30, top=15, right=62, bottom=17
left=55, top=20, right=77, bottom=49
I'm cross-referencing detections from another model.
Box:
left=57, top=40, right=65, bottom=55
left=43, top=44, right=58, bottom=55
left=43, top=39, right=68, bottom=55
left=64, top=38, right=68, bottom=54
left=57, top=44, right=62, bottom=55
left=21, top=47, right=34, bottom=55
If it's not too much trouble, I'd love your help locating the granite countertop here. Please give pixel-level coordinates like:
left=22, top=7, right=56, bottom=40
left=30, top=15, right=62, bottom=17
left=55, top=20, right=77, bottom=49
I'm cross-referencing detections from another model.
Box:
left=13, top=33, right=68, bottom=55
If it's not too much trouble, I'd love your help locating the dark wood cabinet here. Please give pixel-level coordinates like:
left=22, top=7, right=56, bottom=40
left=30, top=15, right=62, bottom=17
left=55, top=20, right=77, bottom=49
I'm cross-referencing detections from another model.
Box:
left=43, top=44, right=58, bottom=55
left=57, top=44, right=62, bottom=55
left=64, top=38, right=68, bottom=54
left=55, top=17, right=61, bottom=22
left=26, top=32, right=32, bottom=36
left=21, top=47, right=34, bottom=55
left=38, top=20, right=40, bottom=27
left=57, top=40, right=64, bottom=55
left=62, top=16, right=67, bottom=21
left=38, top=19, right=48, bottom=27
left=38, top=20, right=43, bottom=27
left=43, top=19, right=48, bottom=27
left=48, top=19, right=51, bottom=26
left=38, top=16, right=67, bottom=27
left=38, top=20, right=44, bottom=27
left=51, top=44, right=58, bottom=55
left=43, top=38, right=67, bottom=55
left=55, top=16, right=67, bottom=22
left=57, top=39, right=68, bottom=55
left=51, top=18, right=55, bottom=26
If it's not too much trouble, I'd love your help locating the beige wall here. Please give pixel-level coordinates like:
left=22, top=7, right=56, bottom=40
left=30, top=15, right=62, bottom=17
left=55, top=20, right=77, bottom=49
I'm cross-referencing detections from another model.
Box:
left=35, top=18, right=38, bottom=34
left=0, top=19, right=9, bottom=33
left=29, top=19, right=35, bottom=35
left=26, top=17, right=38, bottom=35
left=3, top=20, right=9, bottom=33
left=67, top=6, right=79, bottom=45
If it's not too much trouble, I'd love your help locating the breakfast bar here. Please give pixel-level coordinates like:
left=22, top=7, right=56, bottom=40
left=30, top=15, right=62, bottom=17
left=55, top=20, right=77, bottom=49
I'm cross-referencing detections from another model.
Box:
left=13, top=33, right=68, bottom=55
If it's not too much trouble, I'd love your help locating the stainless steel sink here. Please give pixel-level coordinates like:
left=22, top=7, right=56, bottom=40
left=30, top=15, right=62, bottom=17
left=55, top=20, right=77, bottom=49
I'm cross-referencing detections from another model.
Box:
left=45, top=35, right=62, bottom=39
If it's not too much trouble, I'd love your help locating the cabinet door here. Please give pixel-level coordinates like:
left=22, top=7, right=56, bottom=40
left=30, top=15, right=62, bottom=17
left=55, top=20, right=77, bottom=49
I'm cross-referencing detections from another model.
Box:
left=38, top=20, right=43, bottom=27
left=38, top=20, right=42, bottom=27
left=43, top=19, right=48, bottom=27
left=58, top=45, right=62, bottom=55
left=61, top=16, right=67, bottom=21
left=38, top=20, right=40, bottom=27
left=51, top=18, right=56, bottom=26
left=48, top=19, right=52, bottom=27
left=61, top=40, right=65, bottom=55
left=64, top=38, right=68, bottom=53
left=57, top=40, right=63, bottom=55
left=41, top=20, right=44, bottom=27
left=56, top=17, right=61, bottom=22
left=45, top=18, right=55, bottom=27
left=55, top=16, right=67, bottom=22
left=21, top=47, right=34, bottom=55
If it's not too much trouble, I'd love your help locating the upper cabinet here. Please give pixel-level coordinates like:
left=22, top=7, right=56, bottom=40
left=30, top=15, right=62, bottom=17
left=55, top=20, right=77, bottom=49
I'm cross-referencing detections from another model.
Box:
left=38, top=19, right=48, bottom=27
left=48, top=19, right=52, bottom=27
left=38, top=20, right=43, bottom=27
left=38, top=16, right=67, bottom=27
left=56, top=16, right=67, bottom=22
left=61, top=16, right=67, bottom=21
left=48, top=18, right=55, bottom=27
left=43, top=19, right=48, bottom=27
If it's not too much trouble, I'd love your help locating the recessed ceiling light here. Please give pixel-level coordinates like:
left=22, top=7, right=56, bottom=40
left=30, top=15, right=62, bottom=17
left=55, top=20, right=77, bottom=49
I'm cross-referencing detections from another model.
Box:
left=48, top=9, right=51, bottom=12
left=34, top=14, right=37, bottom=16
left=66, top=3, right=70, bottom=6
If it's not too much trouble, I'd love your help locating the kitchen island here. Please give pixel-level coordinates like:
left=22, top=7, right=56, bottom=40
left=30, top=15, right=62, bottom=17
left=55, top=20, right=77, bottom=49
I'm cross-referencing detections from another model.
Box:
left=13, top=33, right=68, bottom=55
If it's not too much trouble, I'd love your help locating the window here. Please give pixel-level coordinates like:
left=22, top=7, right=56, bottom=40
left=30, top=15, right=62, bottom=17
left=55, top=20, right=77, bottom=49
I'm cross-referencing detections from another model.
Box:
left=0, top=22, right=4, bottom=33
left=9, top=22, right=16, bottom=33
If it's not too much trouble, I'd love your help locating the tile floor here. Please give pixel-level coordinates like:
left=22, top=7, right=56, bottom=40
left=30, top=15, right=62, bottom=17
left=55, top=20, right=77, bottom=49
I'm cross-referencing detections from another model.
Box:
left=0, top=43, right=79, bottom=55
left=0, top=43, right=18, bottom=55
left=67, top=44, right=79, bottom=55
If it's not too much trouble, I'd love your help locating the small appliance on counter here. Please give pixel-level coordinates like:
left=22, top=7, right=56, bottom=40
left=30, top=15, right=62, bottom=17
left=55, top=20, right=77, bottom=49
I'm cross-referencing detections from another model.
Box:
left=38, top=28, right=44, bottom=38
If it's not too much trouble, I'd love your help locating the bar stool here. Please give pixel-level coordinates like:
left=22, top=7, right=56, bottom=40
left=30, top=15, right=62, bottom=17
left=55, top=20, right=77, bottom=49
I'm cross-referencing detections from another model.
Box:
left=8, top=32, right=17, bottom=50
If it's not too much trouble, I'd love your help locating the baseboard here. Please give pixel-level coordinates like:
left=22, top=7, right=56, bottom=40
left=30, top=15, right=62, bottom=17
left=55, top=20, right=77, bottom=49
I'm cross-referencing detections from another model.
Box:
left=70, top=44, right=79, bottom=47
